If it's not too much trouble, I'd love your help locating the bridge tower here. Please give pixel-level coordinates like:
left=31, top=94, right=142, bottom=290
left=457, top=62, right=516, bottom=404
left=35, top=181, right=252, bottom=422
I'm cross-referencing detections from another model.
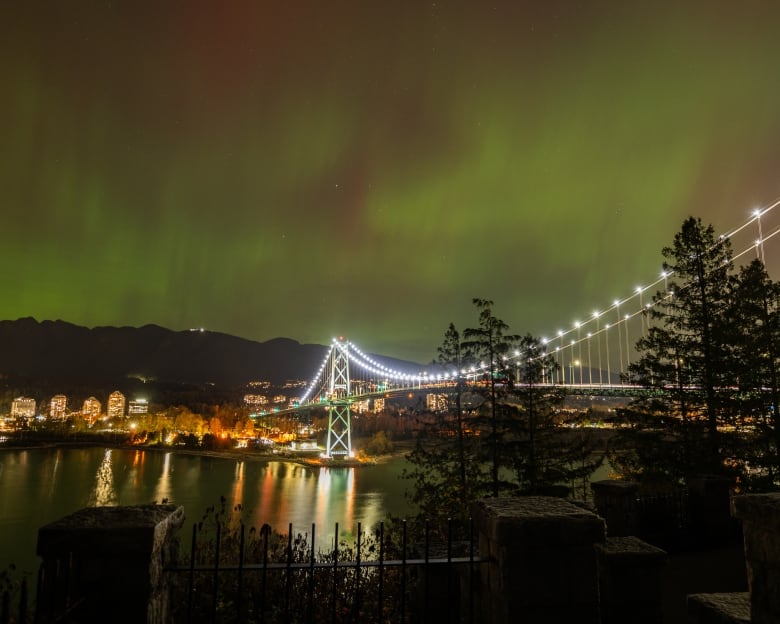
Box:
left=325, top=338, right=352, bottom=458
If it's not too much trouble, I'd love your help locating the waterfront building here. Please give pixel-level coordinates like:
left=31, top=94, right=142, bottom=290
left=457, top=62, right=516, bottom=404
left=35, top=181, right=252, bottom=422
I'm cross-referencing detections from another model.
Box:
left=243, top=394, right=268, bottom=407
left=426, top=393, right=448, bottom=411
left=373, top=398, right=385, bottom=413
left=106, top=391, right=126, bottom=419
left=82, top=397, right=102, bottom=422
left=11, top=396, right=36, bottom=419
left=128, top=398, right=148, bottom=415
left=49, top=394, right=67, bottom=420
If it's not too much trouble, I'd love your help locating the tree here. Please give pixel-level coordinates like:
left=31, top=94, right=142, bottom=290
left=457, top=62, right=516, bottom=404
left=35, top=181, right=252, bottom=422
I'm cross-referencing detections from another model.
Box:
left=438, top=322, right=470, bottom=502
left=403, top=323, right=488, bottom=528
left=362, top=430, right=394, bottom=455
left=462, top=299, right=520, bottom=496
left=508, top=334, right=562, bottom=490
left=628, top=217, right=733, bottom=476
left=172, top=406, right=204, bottom=436
left=722, top=259, right=780, bottom=488
left=505, top=334, right=603, bottom=496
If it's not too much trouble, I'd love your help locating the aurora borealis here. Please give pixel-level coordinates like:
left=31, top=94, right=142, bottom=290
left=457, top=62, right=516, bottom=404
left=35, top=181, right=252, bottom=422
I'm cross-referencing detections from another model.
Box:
left=3, top=1, right=780, bottom=363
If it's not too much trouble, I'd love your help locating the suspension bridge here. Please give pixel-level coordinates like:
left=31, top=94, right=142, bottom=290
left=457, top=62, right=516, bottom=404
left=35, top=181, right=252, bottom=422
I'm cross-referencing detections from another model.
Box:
left=272, top=200, right=780, bottom=459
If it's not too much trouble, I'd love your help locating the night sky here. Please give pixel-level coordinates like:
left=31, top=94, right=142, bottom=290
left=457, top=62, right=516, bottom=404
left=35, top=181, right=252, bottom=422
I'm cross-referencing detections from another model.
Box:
left=3, top=1, right=780, bottom=364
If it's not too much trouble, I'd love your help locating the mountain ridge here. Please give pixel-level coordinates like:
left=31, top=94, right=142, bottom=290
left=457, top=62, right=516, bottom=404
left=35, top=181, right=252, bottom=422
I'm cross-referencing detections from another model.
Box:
left=0, top=318, right=421, bottom=388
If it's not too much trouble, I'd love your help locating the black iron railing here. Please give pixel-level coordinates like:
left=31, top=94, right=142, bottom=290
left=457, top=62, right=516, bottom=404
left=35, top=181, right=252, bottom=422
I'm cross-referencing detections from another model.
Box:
left=2, top=563, right=81, bottom=624
left=0, top=577, right=27, bottom=624
left=167, top=518, right=490, bottom=623
left=3, top=518, right=491, bottom=623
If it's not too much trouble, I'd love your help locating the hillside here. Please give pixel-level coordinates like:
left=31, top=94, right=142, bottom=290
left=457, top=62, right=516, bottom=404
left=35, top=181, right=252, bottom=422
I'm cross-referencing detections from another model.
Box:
left=0, top=318, right=326, bottom=386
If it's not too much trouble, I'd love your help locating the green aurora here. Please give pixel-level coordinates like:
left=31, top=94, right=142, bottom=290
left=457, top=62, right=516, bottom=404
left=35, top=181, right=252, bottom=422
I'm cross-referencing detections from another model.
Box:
left=2, top=1, right=780, bottom=363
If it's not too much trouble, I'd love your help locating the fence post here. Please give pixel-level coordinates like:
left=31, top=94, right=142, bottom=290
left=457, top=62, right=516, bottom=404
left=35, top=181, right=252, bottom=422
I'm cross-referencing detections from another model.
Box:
left=36, top=504, right=184, bottom=623
left=472, top=496, right=605, bottom=624
left=590, top=479, right=639, bottom=537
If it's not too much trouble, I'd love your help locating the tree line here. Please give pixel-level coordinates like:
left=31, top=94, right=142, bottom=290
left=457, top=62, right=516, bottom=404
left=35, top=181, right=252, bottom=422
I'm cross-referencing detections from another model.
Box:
left=404, top=216, right=780, bottom=527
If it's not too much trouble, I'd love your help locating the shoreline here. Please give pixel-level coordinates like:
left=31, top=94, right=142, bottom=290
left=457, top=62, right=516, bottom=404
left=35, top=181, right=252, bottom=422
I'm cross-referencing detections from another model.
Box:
left=0, top=439, right=410, bottom=467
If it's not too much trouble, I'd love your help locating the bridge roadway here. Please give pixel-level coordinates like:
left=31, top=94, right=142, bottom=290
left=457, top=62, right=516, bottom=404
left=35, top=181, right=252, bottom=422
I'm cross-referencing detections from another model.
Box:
left=261, top=383, right=655, bottom=418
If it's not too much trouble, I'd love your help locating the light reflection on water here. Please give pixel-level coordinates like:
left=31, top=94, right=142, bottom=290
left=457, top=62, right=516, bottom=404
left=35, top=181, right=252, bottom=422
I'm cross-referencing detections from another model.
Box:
left=90, top=449, right=117, bottom=506
left=154, top=451, right=172, bottom=504
left=0, top=447, right=412, bottom=576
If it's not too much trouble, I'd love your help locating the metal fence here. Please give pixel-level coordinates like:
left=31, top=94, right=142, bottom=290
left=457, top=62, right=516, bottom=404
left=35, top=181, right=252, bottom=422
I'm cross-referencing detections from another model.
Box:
left=0, top=576, right=28, bottom=624
left=167, top=518, right=490, bottom=624
left=2, top=519, right=490, bottom=624
left=2, top=556, right=88, bottom=624
left=633, top=488, right=691, bottom=548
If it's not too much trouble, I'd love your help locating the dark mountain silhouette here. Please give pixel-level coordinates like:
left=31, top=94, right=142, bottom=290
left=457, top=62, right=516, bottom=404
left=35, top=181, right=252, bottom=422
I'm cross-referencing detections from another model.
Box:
left=0, top=318, right=420, bottom=388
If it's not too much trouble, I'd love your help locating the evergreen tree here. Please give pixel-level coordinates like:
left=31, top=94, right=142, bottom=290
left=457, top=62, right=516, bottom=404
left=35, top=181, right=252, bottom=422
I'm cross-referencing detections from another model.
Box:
left=403, top=323, right=487, bottom=529
left=507, top=334, right=602, bottom=495
left=723, top=259, right=780, bottom=488
left=462, top=299, right=519, bottom=496
left=627, top=217, right=733, bottom=475
left=437, top=322, right=471, bottom=503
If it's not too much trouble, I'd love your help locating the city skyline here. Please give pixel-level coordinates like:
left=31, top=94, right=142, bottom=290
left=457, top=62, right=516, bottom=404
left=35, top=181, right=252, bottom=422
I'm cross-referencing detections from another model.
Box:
left=3, top=2, right=780, bottom=363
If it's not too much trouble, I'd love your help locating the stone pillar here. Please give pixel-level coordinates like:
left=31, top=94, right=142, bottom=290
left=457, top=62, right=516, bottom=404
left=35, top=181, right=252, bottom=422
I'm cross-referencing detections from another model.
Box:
left=472, top=496, right=606, bottom=624
left=591, top=479, right=639, bottom=537
left=595, top=536, right=667, bottom=624
left=37, top=504, right=184, bottom=624
left=731, top=493, right=780, bottom=624
left=688, top=474, right=736, bottom=544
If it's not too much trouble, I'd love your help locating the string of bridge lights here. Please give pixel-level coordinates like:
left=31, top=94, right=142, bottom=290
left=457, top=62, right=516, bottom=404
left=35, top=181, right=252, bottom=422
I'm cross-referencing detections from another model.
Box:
left=345, top=341, right=426, bottom=382
left=300, top=339, right=465, bottom=404
left=299, top=199, right=780, bottom=402
left=532, top=197, right=780, bottom=364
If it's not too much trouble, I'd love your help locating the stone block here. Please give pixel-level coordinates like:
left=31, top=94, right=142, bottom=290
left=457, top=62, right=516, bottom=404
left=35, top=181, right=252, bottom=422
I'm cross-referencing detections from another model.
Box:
left=687, top=592, right=750, bottom=624
left=596, top=536, right=666, bottom=624
left=37, top=504, right=184, bottom=624
left=472, top=496, right=606, bottom=624
left=591, top=479, right=640, bottom=537
left=731, top=493, right=780, bottom=624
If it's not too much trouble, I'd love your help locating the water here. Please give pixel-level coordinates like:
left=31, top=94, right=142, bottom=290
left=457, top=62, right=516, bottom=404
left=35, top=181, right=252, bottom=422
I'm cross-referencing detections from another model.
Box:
left=0, top=447, right=413, bottom=577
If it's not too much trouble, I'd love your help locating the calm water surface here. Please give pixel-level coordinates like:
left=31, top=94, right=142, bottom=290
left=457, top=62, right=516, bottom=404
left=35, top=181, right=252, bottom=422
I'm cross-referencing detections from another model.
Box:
left=0, top=447, right=413, bottom=576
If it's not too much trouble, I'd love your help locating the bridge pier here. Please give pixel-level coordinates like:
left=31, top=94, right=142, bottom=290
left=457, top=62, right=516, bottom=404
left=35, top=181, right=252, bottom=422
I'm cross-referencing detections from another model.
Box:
left=325, top=401, right=352, bottom=458
left=325, top=338, right=353, bottom=458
